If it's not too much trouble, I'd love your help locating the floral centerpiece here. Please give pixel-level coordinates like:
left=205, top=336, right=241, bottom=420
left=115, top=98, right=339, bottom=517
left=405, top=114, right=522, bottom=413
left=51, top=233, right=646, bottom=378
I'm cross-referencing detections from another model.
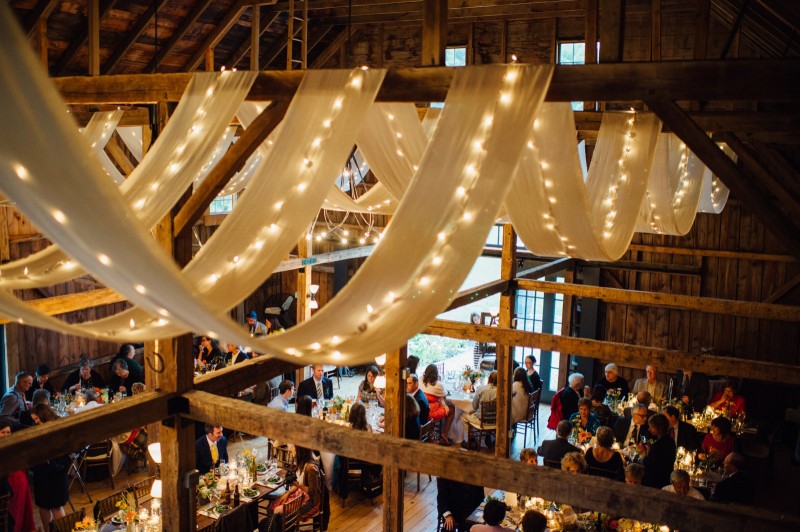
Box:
left=329, top=396, right=346, bottom=415
left=197, top=472, right=217, bottom=503
left=241, top=448, right=259, bottom=478
left=462, top=365, right=482, bottom=384
left=73, top=516, right=99, bottom=531
left=99, top=388, right=109, bottom=404
left=115, top=491, right=137, bottom=523
left=571, top=417, right=593, bottom=445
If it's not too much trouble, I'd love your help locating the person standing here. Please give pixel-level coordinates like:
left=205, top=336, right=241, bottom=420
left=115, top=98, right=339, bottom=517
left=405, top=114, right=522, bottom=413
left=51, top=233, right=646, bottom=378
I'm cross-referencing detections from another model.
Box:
left=406, top=373, right=430, bottom=425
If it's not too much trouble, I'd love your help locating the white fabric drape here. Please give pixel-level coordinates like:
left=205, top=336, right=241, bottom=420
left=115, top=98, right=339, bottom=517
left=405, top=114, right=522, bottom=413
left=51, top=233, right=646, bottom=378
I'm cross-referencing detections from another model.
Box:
left=82, top=111, right=126, bottom=185
left=116, top=126, right=143, bottom=163
left=697, top=143, right=733, bottom=214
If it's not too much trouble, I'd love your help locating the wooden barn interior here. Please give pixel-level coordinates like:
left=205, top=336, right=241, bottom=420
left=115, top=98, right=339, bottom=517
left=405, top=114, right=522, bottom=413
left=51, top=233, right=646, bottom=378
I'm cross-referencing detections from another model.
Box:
left=1, top=0, right=800, bottom=530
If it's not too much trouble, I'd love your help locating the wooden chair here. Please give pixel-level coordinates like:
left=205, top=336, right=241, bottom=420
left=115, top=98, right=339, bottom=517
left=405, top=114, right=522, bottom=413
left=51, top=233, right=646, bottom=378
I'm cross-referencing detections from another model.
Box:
left=93, top=491, right=124, bottom=521
left=337, top=456, right=382, bottom=506
left=514, top=389, right=541, bottom=447
left=270, top=444, right=296, bottom=473
left=543, top=458, right=562, bottom=469
left=130, top=475, right=157, bottom=505
left=81, top=440, right=115, bottom=489
left=416, top=420, right=435, bottom=491
left=297, top=509, right=324, bottom=532
left=466, top=401, right=497, bottom=450
left=0, top=493, right=9, bottom=532
left=49, top=508, right=85, bottom=532
left=278, top=491, right=304, bottom=532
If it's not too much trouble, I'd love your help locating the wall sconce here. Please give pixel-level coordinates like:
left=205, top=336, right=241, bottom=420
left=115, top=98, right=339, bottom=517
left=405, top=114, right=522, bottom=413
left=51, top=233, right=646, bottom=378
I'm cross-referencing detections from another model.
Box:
left=373, top=375, right=387, bottom=389
left=374, top=353, right=386, bottom=366
left=147, top=442, right=162, bottom=464
left=308, top=284, right=319, bottom=309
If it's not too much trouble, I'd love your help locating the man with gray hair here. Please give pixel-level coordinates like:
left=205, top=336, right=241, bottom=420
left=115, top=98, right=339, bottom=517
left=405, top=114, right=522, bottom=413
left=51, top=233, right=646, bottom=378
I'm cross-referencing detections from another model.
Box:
left=0, top=371, right=33, bottom=418
left=559, top=372, right=584, bottom=420
left=662, top=470, right=705, bottom=500
left=632, top=365, right=667, bottom=403
left=596, top=363, right=629, bottom=398
left=613, top=403, right=652, bottom=445
left=537, top=420, right=581, bottom=467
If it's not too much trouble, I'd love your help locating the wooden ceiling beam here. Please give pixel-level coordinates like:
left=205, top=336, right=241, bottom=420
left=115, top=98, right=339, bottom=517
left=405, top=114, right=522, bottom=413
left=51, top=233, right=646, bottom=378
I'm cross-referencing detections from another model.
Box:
left=194, top=356, right=298, bottom=396
left=0, top=288, right=126, bottom=325
left=173, top=100, right=290, bottom=236
left=747, top=142, right=800, bottom=201
left=22, top=0, right=59, bottom=40
left=146, top=0, right=216, bottom=73
left=183, top=0, right=250, bottom=72
left=51, top=0, right=118, bottom=76
left=424, top=318, right=800, bottom=385
left=309, top=25, right=360, bottom=68
left=102, top=0, right=170, bottom=75
left=626, top=243, right=795, bottom=262
left=225, top=9, right=281, bottom=68
left=517, top=279, right=800, bottom=322
left=183, top=389, right=800, bottom=530
left=52, top=59, right=800, bottom=104
left=648, top=98, right=800, bottom=262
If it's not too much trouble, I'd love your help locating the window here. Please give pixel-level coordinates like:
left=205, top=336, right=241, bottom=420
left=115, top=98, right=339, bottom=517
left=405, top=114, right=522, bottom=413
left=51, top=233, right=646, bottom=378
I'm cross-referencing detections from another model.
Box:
left=431, top=46, right=468, bottom=109
left=210, top=194, right=236, bottom=215
left=516, top=276, right=565, bottom=393
left=557, top=42, right=586, bottom=111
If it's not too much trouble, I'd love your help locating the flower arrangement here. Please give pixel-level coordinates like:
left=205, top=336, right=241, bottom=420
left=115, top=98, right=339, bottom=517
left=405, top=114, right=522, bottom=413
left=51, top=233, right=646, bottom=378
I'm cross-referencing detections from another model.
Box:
left=571, top=416, right=593, bottom=444
left=115, top=491, right=137, bottom=522
left=73, top=516, right=99, bottom=531
left=462, top=365, right=483, bottom=383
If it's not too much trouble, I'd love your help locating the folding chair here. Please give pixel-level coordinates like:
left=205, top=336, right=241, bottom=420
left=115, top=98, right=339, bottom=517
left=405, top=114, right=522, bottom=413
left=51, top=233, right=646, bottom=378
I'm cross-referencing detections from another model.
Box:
left=81, top=440, right=115, bottom=489
left=67, top=446, right=92, bottom=507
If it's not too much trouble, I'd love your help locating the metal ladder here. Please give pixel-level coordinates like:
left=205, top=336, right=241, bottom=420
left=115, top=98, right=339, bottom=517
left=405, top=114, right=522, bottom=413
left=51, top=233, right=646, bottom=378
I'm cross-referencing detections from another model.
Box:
left=286, top=0, right=308, bottom=70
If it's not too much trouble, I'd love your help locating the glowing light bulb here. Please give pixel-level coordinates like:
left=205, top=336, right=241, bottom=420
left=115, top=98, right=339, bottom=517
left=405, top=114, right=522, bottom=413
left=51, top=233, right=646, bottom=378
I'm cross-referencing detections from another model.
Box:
left=135, top=284, right=146, bottom=294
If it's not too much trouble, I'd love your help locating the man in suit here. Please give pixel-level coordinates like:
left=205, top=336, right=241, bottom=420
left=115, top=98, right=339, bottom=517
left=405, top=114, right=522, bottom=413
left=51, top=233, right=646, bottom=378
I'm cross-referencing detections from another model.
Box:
left=537, top=420, right=581, bottom=467
left=631, top=365, right=667, bottom=403
left=663, top=405, right=699, bottom=451
left=0, top=372, right=32, bottom=419
left=225, top=343, right=251, bottom=365
left=672, top=370, right=709, bottom=413
left=297, top=364, right=334, bottom=402
left=437, top=476, right=485, bottom=531
left=614, top=404, right=652, bottom=445
left=195, top=424, right=229, bottom=475
left=712, top=453, right=755, bottom=504
left=406, top=373, right=430, bottom=424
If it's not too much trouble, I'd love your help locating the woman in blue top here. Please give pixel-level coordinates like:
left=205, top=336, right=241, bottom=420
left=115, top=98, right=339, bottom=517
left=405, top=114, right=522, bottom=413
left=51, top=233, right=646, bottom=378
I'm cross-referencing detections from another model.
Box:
left=569, top=398, right=601, bottom=437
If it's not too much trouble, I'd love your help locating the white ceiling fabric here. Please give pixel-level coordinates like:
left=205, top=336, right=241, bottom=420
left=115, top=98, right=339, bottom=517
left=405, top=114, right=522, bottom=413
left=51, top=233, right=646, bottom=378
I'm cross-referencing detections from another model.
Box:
left=697, top=143, right=733, bottom=214
left=0, top=67, right=256, bottom=289
left=116, top=126, right=143, bottom=163
left=82, top=110, right=126, bottom=185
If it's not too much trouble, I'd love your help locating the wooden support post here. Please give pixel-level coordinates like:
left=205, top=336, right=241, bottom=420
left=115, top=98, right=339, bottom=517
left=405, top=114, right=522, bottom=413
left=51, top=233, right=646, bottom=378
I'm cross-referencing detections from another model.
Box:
left=421, top=0, right=447, bottom=66
left=598, top=0, right=624, bottom=63
left=294, top=235, right=313, bottom=386
left=205, top=47, right=215, bottom=72
left=250, top=5, right=260, bottom=71
left=495, top=224, right=516, bottom=458
left=382, top=345, right=406, bottom=532
left=558, top=265, right=576, bottom=390
left=37, top=17, right=48, bottom=68
left=88, top=0, right=100, bottom=76
left=584, top=0, right=598, bottom=110
left=651, top=0, right=661, bottom=61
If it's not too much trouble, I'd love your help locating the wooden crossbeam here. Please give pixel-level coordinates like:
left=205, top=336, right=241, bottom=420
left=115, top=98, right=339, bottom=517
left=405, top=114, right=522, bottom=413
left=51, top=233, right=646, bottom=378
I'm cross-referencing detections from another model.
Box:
left=310, top=25, right=361, bottom=69
left=101, top=0, right=171, bottom=74
left=105, top=133, right=136, bottom=175
left=647, top=99, right=800, bottom=261
left=22, top=0, right=59, bottom=39
left=582, top=260, right=701, bottom=276
left=0, top=391, right=173, bottom=476
left=516, top=257, right=572, bottom=279
left=224, top=10, right=280, bottom=68
left=626, top=244, right=795, bottom=262
left=0, top=288, right=126, bottom=325
left=423, top=319, right=800, bottom=385
left=764, top=273, right=800, bottom=304
left=517, top=279, right=800, bottom=322
left=183, top=0, right=250, bottom=72
left=444, top=279, right=509, bottom=312
left=52, top=60, right=800, bottom=104
left=183, top=389, right=800, bottom=531
left=146, top=0, right=216, bottom=73
left=173, top=100, right=290, bottom=236
left=52, top=0, right=118, bottom=76
left=193, top=357, right=298, bottom=397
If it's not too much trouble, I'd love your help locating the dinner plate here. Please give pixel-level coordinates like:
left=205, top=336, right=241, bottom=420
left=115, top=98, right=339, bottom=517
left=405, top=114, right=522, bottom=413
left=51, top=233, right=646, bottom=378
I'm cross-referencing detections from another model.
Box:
left=110, top=516, right=124, bottom=526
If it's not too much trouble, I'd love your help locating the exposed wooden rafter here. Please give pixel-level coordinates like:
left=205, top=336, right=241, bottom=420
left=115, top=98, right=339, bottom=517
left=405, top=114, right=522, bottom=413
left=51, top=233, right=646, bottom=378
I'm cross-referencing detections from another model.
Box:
left=22, top=0, right=59, bottom=40
left=224, top=9, right=280, bottom=68
left=183, top=0, right=250, bottom=72
left=101, top=0, right=171, bottom=74
left=52, top=0, right=117, bottom=76
left=146, top=0, right=216, bottom=73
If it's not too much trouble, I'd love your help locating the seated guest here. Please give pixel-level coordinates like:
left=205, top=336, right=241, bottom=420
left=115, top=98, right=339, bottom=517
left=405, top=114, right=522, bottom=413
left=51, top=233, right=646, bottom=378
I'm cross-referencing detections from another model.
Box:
left=614, top=404, right=652, bottom=446
left=520, top=509, right=547, bottom=532
left=356, top=365, right=385, bottom=406
left=0, top=419, right=36, bottom=532
left=27, top=364, right=56, bottom=401
left=196, top=336, right=224, bottom=366
left=437, top=476, right=485, bottom=532
left=642, top=414, right=676, bottom=489
left=523, top=354, right=543, bottom=392
left=297, top=364, right=334, bottom=403
left=405, top=393, right=421, bottom=441
left=30, top=403, right=59, bottom=425
left=623, top=392, right=653, bottom=419
left=74, top=389, right=102, bottom=413
left=131, top=382, right=146, bottom=395
left=349, top=402, right=372, bottom=432
left=569, top=398, right=601, bottom=438
left=631, top=365, right=667, bottom=404
left=246, top=310, right=269, bottom=336
left=560, top=373, right=584, bottom=421
left=672, top=369, right=709, bottom=413
left=263, top=446, right=324, bottom=526
left=62, top=356, right=105, bottom=394
left=0, top=372, right=33, bottom=419
left=712, top=452, right=754, bottom=504
left=225, top=343, right=250, bottom=365
left=624, top=463, right=645, bottom=485
left=662, top=469, right=704, bottom=500
left=194, top=424, right=228, bottom=475
left=470, top=499, right=515, bottom=532
left=708, top=380, right=746, bottom=417
left=30, top=388, right=51, bottom=407
left=109, top=344, right=144, bottom=383
left=701, top=416, right=735, bottom=463
left=663, top=405, right=699, bottom=451
left=596, top=363, right=630, bottom=399
left=590, top=385, right=613, bottom=425
left=268, top=380, right=294, bottom=411
left=406, top=373, right=430, bottom=424
left=561, top=452, right=587, bottom=473
left=512, top=368, right=535, bottom=424
left=519, top=448, right=538, bottom=466
left=421, top=364, right=456, bottom=445
left=296, top=395, right=313, bottom=417
left=538, top=420, right=581, bottom=467
left=585, top=426, right=624, bottom=481
left=461, top=371, right=498, bottom=437
left=109, top=359, right=143, bottom=396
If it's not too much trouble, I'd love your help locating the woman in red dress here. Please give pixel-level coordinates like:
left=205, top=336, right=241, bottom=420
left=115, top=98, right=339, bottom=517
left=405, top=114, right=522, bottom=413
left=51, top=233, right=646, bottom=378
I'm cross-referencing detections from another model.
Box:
left=708, top=380, right=746, bottom=417
left=0, top=420, right=36, bottom=532
left=701, top=416, right=736, bottom=464
left=420, top=364, right=455, bottom=445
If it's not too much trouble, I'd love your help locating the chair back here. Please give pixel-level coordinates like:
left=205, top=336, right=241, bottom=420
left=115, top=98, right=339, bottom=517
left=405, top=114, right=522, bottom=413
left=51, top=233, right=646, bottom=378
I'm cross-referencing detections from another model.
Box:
left=94, top=491, right=125, bottom=521
left=270, top=445, right=296, bottom=472
left=0, top=493, right=9, bottom=532
left=479, top=401, right=497, bottom=427
left=49, top=508, right=86, bottom=532
left=85, top=440, right=112, bottom=461
left=419, top=420, right=435, bottom=444
left=526, top=390, right=541, bottom=422
left=130, top=475, right=157, bottom=505
left=252, top=382, right=270, bottom=405
left=281, top=492, right=304, bottom=532
left=543, top=458, right=562, bottom=469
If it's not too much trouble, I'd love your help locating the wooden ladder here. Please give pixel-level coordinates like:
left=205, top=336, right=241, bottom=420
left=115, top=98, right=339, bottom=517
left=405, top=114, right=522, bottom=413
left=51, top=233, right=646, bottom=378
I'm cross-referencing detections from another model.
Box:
left=286, top=0, right=308, bottom=70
